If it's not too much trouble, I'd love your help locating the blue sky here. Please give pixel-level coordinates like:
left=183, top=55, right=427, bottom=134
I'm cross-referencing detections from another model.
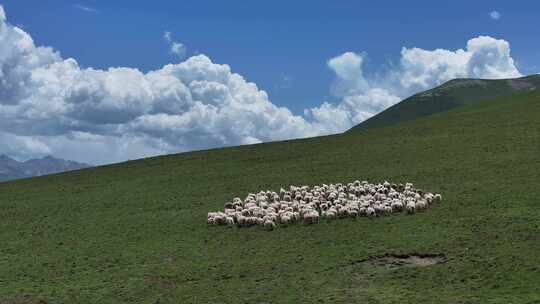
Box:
left=3, top=0, right=539, bottom=113
left=0, top=1, right=538, bottom=164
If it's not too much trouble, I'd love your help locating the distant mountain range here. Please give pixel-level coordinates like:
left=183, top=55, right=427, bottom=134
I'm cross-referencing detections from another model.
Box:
left=0, top=155, right=91, bottom=182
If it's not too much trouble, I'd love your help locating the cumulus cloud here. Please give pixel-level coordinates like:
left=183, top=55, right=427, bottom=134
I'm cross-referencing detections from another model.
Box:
left=308, top=36, right=521, bottom=130
left=0, top=132, right=51, bottom=160
left=0, top=6, right=318, bottom=163
left=0, top=5, right=524, bottom=164
left=327, top=52, right=369, bottom=96
left=164, top=31, right=187, bottom=58
left=489, top=11, right=501, bottom=20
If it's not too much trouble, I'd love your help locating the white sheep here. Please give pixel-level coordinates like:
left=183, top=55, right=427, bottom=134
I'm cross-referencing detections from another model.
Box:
left=391, top=200, right=403, bottom=211
left=303, top=210, right=319, bottom=224
left=208, top=179, right=441, bottom=230
left=415, top=200, right=427, bottom=210
left=366, top=207, right=376, bottom=218
left=264, top=219, right=276, bottom=231
left=405, top=202, right=415, bottom=214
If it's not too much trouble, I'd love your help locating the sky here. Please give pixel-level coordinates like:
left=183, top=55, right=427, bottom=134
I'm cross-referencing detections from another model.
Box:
left=0, top=1, right=538, bottom=164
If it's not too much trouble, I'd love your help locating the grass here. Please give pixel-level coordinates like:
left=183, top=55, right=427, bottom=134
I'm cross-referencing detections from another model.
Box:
left=0, top=91, right=539, bottom=303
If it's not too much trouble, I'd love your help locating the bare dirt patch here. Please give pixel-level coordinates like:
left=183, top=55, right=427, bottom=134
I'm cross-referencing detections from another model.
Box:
left=361, top=253, right=447, bottom=268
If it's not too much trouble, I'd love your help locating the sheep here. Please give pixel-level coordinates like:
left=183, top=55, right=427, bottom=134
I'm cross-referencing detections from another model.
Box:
left=207, top=179, right=442, bottom=230
left=245, top=202, right=257, bottom=209
left=337, top=207, right=349, bottom=218
left=303, top=210, right=320, bottom=224
left=415, top=200, right=427, bottom=210
left=366, top=207, right=376, bottom=218
left=423, top=193, right=433, bottom=205
left=373, top=204, right=384, bottom=216
left=280, top=214, right=292, bottom=225
left=391, top=200, right=404, bottom=211
left=248, top=217, right=259, bottom=226
left=252, top=208, right=265, bottom=218
left=264, top=219, right=276, bottom=231
left=405, top=201, right=416, bottom=214
left=320, top=203, right=329, bottom=211
left=323, top=209, right=337, bottom=220
left=236, top=215, right=246, bottom=227
left=215, top=214, right=226, bottom=225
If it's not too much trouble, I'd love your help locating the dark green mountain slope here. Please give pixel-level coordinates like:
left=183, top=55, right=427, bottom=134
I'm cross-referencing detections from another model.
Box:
left=0, top=91, right=539, bottom=303
left=349, top=74, right=540, bottom=131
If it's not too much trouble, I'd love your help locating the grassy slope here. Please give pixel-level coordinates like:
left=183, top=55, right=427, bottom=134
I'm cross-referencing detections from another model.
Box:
left=0, top=92, right=539, bottom=303
left=350, top=74, right=540, bottom=132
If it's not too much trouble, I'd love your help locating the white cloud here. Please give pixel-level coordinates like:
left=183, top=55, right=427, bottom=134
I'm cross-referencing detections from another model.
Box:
left=170, top=42, right=186, bottom=57
left=0, top=6, right=5, bottom=22
left=164, top=31, right=186, bottom=58
left=489, top=11, right=501, bottom=20
left=0, top=7, right=317, bottom=164
left=327, top=51, right=369, bottom=96
left=0, top=5, right=524, bottom=164
left=466, top=36, right=520, bottom=78
left=163, top=31, right=172, bottom=42
left=308, top=36, right=522, bottom=130
left=74, top=4, right=99, bottom=14
left=0, top=132, right=51, bottom=160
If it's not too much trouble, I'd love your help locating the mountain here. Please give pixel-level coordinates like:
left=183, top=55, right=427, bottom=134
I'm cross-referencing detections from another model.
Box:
left=349, top=74, right=540, bottom=131
left=0, top=85, right=539, bottom=303
left=0, top=155, right=90, bottom=182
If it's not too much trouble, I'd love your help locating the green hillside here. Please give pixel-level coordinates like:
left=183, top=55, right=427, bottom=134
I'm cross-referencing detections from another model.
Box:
left=349, top=74, right=540, bottom=132
left=0, top=90, right=539, bottom=303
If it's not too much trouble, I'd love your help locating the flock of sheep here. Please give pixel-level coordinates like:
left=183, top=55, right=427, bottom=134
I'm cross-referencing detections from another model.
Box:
left=207, top=180, right=442, bottom=230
